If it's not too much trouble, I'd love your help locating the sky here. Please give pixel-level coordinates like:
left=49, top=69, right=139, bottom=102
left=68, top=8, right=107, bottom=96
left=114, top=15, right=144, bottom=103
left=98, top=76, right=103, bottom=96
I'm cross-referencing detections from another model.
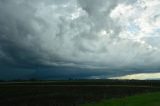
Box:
left=0, top=0, right=160, bottom=80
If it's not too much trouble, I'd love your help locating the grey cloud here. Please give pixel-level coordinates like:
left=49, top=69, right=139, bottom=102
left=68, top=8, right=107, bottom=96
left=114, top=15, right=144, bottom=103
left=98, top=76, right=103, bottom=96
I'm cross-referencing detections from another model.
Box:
left=0, top=0, right=160, bottom=80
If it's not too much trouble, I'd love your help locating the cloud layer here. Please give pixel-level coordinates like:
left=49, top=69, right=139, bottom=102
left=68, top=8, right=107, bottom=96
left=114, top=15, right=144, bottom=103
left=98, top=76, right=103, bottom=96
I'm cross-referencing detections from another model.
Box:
left=0, top=0, right=160, bottom=79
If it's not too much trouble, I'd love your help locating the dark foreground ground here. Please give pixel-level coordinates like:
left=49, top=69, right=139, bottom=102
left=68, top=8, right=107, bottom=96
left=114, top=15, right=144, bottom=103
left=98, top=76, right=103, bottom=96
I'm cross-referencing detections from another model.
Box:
left=0, top=80, right=160, bottom=106
left=82, top=92, right=160, bottom=106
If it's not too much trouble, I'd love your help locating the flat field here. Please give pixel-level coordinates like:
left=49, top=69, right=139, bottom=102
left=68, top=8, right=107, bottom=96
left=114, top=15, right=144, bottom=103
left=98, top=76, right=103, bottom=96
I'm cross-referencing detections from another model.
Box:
left=82, top=92, right=160, bottom=106
left=0, top=80, right=160, bottom=106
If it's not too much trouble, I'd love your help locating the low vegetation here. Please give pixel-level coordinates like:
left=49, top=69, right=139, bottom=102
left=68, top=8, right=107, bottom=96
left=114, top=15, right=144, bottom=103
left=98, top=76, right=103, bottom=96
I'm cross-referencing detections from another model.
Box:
left=82, top=92, right=160, bottom=106
left=0, top=80, right=160, bottom=106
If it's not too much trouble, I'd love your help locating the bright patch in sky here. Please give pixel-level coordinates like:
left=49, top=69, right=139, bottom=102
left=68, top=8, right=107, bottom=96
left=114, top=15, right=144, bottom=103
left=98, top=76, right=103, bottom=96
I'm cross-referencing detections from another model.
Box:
left=110, top=73, right=160, bottom=80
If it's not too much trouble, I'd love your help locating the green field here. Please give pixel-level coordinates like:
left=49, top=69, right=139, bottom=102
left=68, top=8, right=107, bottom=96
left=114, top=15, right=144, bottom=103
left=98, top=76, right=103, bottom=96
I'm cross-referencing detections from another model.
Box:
left=82, top=92, right=160, bottom=106
left=0, top=80, right=160, bottom=106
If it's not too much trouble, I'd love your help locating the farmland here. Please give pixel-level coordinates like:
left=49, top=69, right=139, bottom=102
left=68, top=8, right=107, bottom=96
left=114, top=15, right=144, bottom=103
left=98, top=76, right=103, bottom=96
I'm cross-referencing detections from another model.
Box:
left=0, top=80, right=160, bottom=106
left=81, top=92, right=160, bottom=106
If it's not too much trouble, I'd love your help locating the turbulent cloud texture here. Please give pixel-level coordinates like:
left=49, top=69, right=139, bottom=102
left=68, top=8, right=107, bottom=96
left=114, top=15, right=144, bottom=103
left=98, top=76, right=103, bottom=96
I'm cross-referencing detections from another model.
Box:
left=0, top=0, right=160, bottom=80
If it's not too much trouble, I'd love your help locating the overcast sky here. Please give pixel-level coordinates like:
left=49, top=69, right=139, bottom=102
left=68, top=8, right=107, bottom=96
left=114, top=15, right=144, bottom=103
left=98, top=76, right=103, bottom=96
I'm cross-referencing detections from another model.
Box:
left=0, top=0, right=160, bottom=80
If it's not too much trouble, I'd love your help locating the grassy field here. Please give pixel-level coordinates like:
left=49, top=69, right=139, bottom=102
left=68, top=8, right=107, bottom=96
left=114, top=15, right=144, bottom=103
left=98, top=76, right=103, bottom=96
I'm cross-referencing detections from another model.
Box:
left=0, top=80, right=160, bottom=106
left=81, top=92, right=160, bottom=106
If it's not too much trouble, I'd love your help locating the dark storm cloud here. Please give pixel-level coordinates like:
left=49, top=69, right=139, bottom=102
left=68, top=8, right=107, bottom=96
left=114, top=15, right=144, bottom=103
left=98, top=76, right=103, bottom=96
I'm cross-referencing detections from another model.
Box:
left=0, top=0, right=160, bottom=80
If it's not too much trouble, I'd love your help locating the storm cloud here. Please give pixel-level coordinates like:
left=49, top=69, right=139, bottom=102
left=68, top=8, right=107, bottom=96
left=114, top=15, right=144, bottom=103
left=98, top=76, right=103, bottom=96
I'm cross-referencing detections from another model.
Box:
left=0, top=0, right=160, bottom=80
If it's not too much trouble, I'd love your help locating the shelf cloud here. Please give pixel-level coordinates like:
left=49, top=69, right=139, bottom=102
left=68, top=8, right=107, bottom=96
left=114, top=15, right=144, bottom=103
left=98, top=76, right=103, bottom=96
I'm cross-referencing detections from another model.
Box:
left=0, top=0, right=160, bottom=80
